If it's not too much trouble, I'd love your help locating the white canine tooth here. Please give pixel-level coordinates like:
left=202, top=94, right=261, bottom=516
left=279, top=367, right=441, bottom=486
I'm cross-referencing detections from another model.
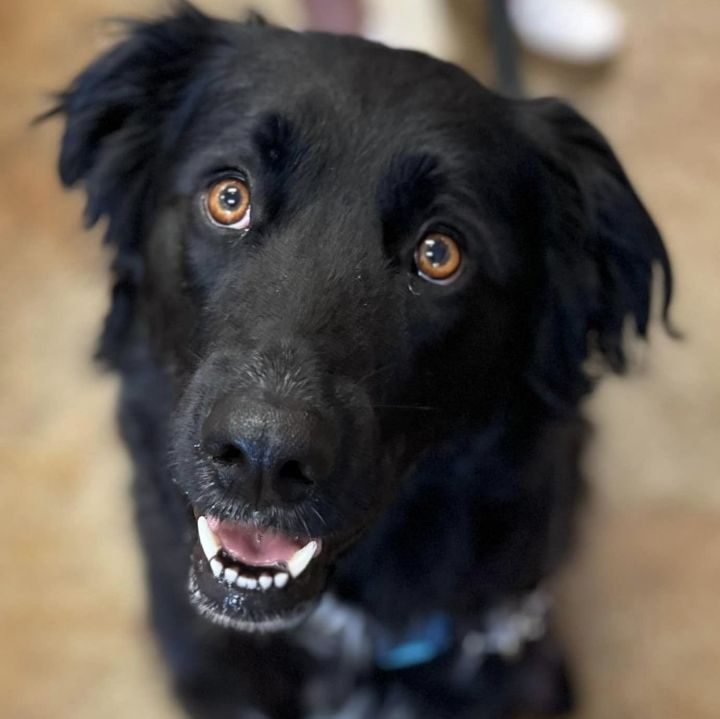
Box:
left=246, top=577, right=258, bottom=590
left=274, top=572, right=289, bottom=588
left=210, top=558, right=224, bottom=579
left=197, top=516, right=221, bottom=562
left=236, top=575, right=252, bottom=589
left=286, top=540, right=318, bottom=579
left=224, top=566, right=239, bottom=583
left=259, top=574, right=273, bottom=590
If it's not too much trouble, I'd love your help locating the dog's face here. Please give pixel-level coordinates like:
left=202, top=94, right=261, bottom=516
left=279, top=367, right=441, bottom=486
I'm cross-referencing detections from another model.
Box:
left=56, top=9, right=671, bottom=631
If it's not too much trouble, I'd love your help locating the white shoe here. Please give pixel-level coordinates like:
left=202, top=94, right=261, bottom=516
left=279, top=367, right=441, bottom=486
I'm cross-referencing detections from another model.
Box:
left=364, top=0, right=455, bottom=61
left=508, top=0, right=625, bottom=64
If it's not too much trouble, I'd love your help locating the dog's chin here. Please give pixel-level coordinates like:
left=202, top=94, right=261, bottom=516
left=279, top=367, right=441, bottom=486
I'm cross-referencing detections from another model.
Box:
left=188, top=546, right=328, bottom=632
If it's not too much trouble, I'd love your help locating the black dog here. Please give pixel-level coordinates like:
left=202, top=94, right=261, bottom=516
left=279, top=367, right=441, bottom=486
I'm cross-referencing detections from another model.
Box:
left=52, top=4, right=672, bottom=718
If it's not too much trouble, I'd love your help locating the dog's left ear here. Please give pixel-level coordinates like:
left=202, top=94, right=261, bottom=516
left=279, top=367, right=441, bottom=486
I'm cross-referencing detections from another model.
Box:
left=518, top=97, right=674, bottom=408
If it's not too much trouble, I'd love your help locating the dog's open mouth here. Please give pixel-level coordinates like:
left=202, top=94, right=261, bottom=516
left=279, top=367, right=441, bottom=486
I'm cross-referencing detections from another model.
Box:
left=198, top=515, right=322, bottom=590
left=189, top=514, right=328, bottom=631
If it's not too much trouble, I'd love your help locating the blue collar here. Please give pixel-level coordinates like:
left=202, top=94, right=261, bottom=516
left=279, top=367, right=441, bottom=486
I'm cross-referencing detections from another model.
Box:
left=372, top=612, right=453, bottom=671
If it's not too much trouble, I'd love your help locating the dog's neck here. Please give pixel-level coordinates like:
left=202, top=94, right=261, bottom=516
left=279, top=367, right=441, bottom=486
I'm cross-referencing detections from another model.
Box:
left=292, top=590, right=550, bottom=673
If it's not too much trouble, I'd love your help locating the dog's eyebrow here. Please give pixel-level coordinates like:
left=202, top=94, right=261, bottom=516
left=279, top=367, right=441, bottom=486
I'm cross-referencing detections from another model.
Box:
left=249, top=112, right=305, bottom=220
left=252, top=112, right=299, bottom=172
left=378, top=153, right=447, bottom=249
left=381, top=153, right=442, bottom=208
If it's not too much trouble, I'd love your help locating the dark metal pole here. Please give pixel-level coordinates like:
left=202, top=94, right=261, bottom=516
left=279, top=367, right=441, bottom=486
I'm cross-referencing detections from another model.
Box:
left=488, top=0, right=525, bottom=97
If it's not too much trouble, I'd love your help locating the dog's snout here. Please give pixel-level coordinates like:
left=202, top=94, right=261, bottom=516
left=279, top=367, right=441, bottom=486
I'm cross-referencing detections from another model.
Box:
left=201, top=395, right=334, bottom=505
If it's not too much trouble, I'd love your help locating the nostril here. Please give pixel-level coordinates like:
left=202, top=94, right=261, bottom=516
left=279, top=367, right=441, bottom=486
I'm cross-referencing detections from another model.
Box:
left=277, top=459, right=314, bottom=487
left=207, top=441, right=246, bottom=467
left=274, top=459, right=315, bottom=503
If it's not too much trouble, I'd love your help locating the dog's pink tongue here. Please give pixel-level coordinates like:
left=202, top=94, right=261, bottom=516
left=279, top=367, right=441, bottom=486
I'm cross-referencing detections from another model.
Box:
left=207, top=517, right=301, bottom=566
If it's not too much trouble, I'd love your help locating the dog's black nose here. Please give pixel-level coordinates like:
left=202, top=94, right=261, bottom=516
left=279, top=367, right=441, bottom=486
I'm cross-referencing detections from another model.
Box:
left=200, top=395, right=334, bottom=504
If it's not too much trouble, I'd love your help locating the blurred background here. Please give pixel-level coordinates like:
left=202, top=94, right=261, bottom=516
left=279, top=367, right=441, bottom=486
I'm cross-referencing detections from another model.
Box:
left=0, top=0, right=718, bottom=717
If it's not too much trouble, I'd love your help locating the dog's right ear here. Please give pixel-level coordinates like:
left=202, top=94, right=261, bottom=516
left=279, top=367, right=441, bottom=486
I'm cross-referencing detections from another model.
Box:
left=50, top=3, right=223, bottom=366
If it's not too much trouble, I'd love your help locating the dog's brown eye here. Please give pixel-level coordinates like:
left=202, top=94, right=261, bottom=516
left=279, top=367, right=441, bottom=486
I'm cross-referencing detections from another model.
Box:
left=206, top=178, right=251, bottom=228
left=415, top=233, right=462, bottom=282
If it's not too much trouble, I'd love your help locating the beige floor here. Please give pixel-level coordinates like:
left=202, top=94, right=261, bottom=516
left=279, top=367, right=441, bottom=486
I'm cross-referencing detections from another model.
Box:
left=1, top=1, right=718, bottom=717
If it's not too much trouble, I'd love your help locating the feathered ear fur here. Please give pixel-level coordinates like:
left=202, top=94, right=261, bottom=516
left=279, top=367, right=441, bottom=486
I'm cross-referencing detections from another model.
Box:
left=49, top=3, right=224, bottom=366
left=520, top=97, right=674, bottom=409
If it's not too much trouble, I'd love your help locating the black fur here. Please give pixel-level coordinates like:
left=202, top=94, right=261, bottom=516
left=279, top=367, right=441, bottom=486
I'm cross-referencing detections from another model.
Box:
left=53, top=4, right=672, bottom=718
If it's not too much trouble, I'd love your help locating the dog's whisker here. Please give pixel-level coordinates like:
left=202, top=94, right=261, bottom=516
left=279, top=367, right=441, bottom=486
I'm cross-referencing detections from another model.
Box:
left=356, top=363, right=398, bottom=385
left=370, top=404, right=438, bottom=411
left=309, top=505, right=328, bottom=529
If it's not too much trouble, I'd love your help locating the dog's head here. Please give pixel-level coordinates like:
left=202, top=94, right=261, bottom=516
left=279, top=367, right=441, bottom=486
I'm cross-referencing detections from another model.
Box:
left=55, top=6, right=671, bottom=631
